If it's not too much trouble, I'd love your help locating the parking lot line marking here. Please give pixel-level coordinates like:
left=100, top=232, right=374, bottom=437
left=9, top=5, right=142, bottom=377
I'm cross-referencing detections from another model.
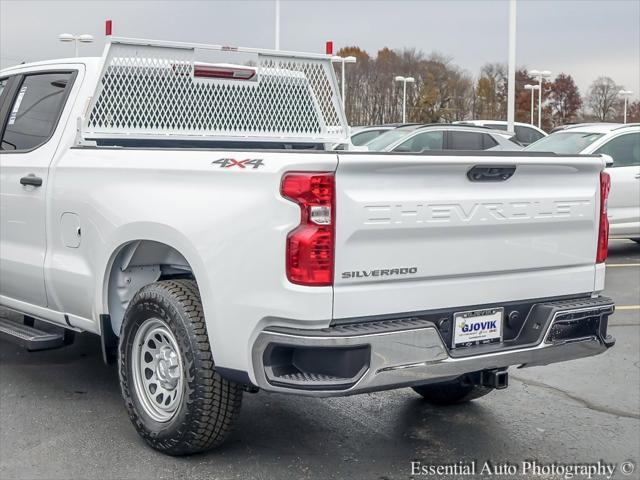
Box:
left=616, top=305, right=640, bottom=311
left=606, top=263, right=640, bottom=267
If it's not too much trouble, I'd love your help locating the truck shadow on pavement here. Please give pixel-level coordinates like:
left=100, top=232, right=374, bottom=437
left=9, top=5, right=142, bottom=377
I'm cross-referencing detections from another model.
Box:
left=1, top=332, right=510, bottom=433
left=2, top=331, right=524, bottom=454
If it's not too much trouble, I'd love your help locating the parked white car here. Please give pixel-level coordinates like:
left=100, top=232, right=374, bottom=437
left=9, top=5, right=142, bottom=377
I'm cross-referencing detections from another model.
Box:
left=0, top=38, right=616, bottom=456
left=455, top=120, right=547, bottom=146
left=526, top=123, right=640, bottom=240
left=364, top=124, right=523, bottom=152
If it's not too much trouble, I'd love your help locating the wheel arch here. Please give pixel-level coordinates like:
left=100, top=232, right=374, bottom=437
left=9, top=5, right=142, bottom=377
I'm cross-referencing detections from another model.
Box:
left=103, top=239, right=201, bottom=337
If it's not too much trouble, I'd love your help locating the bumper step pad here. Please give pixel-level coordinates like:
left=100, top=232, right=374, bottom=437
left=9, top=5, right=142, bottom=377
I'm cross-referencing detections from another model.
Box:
left=0, top=316, right=66, bottom=351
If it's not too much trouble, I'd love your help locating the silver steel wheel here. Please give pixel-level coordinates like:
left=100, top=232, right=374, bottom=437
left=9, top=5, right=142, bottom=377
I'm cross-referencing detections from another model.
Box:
left=131, top=318, right=184, bottom=423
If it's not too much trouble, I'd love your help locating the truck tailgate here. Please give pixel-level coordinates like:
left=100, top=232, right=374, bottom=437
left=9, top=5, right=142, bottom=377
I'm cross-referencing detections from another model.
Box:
left=333, top=153, right=603, bottom=320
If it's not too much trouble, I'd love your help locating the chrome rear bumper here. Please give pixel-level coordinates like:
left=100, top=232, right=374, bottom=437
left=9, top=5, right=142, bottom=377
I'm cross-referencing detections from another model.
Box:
left=251, top=296, right=614, bottom=396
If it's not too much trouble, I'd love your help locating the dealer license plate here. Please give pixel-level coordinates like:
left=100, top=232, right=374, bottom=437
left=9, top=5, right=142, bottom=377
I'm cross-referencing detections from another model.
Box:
left=452, top=307, right=504, bottom=348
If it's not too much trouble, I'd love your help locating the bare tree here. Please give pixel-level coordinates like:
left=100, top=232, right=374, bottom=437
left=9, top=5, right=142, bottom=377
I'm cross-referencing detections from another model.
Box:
left=515, top=69, right=535, bottom=123
left=626, top=100, right=640, bottom=123
left=547, top=74, right=582, bottom=127
left=474, top=63, right=507, bottom=120
left=449, top=70, right=474, bottom=121
left=332, top=47, right=516, bottom=126
left=332, top=44, right=631, bottom=128
left=586, top=76, right=621, bottom=121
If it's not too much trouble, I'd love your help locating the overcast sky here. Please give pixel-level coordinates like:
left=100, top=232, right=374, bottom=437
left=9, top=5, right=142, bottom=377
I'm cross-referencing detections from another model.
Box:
left=1, top=0, right=638, bottom=99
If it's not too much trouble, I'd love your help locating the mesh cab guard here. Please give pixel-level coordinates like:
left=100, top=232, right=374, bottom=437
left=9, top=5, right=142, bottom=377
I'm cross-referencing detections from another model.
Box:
left=79, top=37, right=349, bottom=145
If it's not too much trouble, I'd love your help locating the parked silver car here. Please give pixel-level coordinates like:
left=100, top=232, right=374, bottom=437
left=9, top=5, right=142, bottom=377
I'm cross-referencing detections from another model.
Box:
left=364, top=124, right=523, bottom=152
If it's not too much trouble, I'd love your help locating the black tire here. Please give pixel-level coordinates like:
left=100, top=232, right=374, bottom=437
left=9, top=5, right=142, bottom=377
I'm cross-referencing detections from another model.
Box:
left=412, top=377, right=493, bottom=405
left=118, top=279, right=242, bottom=455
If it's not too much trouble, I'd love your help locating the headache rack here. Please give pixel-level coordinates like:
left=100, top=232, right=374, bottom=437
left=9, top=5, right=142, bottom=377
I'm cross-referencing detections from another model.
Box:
left=78, top=37, right=349, bottom=145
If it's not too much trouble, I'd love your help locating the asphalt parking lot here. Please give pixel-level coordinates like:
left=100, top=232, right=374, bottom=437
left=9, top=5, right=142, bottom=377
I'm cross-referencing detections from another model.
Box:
left=1, top=240, right=638, bottom=480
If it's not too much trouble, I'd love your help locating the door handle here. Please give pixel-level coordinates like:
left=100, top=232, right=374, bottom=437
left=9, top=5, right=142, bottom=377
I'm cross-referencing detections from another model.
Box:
left=20, top=175, right=43, bottom=187
left=635, top=173, right=640, bottom=179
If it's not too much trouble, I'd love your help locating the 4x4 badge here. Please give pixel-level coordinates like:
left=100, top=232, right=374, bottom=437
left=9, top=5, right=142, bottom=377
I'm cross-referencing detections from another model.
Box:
left=212, top=158, right=264, bottom=169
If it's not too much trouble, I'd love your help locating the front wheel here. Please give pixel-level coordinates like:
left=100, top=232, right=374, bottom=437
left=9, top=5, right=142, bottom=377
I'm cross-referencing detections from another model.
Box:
left=118, top=279, right=242, bottom=455
left=412, top=377, right=493, bottom=405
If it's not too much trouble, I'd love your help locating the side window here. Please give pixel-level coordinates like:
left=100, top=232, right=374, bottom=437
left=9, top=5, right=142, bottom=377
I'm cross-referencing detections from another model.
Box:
left=515, top=126, right=544, bottom=145
left=0, top=78, right=7, bottom=99
left=594, top=133, right=640, bottom=167
left=448, top=131, right=484, bottom=150
left=1, top=72, right=73, bottom=151
left=394, top=130, right=444, bottom=152
left=482, top=134, right=498, bottom=149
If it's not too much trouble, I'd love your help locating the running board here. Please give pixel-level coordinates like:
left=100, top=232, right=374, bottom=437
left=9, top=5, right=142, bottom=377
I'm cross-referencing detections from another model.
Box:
left=0, top=316, right=69, bottom=351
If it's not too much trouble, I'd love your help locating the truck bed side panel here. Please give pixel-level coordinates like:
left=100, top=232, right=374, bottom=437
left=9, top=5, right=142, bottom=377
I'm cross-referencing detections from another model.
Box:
left=46, top=149, right=338, bottom=375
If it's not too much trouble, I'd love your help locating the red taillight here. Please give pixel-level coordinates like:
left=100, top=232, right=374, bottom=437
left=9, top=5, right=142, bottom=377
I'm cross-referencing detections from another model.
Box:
left=596, top=171, right=611, bottom=263
left=281, top=173, right=335, bottom=286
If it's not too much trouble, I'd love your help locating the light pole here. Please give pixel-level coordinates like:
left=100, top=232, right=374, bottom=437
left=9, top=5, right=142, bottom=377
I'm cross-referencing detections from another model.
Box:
left=274, top=0, right=280, bottom=50
left=524, top=84, right=540, bottom=125
left=331, top=55, right=357, bottom=109
left=530, top=69, right=551, bottom=129
left=394, top=75, right=415, bottom=123
left=58, top=33, right=94, bottom=57
left=506, top=0, right=516, bottom=133
left=619, top=90, right=633, bottom=123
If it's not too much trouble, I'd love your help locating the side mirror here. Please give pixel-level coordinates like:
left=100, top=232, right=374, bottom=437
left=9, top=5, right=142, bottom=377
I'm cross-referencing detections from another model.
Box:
left=600, top=154, right=614, bottom=167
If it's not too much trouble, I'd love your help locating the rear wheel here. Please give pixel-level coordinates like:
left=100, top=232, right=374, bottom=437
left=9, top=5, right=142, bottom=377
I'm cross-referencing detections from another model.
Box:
left=412, top=377, right=493, bottom=405
left=118, top=279, right=242, bottom=455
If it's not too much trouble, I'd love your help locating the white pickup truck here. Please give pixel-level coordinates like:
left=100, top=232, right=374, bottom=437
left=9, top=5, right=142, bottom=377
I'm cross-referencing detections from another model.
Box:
left=0, top=38, right=615, bottom=455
